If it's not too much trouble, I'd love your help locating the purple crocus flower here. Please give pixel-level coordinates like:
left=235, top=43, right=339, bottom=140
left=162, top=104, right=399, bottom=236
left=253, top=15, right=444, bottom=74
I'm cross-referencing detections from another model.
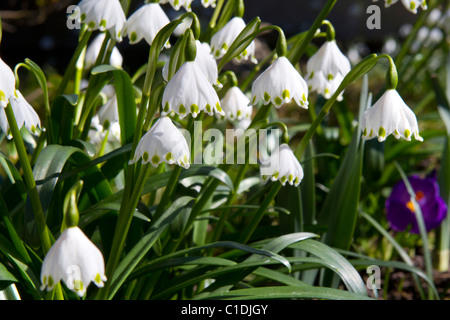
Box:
left=385, top=175, right=448, bottom=234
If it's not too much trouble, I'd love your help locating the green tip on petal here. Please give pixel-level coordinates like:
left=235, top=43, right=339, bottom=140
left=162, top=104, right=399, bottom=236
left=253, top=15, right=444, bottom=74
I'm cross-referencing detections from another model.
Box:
left=274, top=97, right=282, bottom=105
left=282, top=89, right=290, bottom=100
left=327, top=74, right=334, bottom=81
left=378, top=127, right=386, bottom=138
left=288, top=174, right=294, bottom=182
left=130, top=32, right=137, bottom=42
left=88, top=21, right=96, bottom=29
left=48, top=276, right=54, bottom=288
left=410, top=2, right=416, bottom=10
left=95, top=273, right=102, bottom=284
left=164, top=101, right=170, bottom=112
left=273, top=171, right=279, bottom=179
left=280, top=176, right=287, bottom=184
left=152, top=155, right=160, bottom=165
left=404, top=129, right=411, bottom=139
left=216, top=102, right=222, bottom=112
left=362, top=128, right=367, bottom=136
left=99, top=19, right=107, bottom=29
left=264, top=92, right=271, bottom=102
left=190, top=104, right=199, bottom=114
left=143, top=151, right=149, bottom=162
left=165, top=152, right=173, bottom=162
left=179, top=104, right=186, bottom=115
left=205, top=104, right=212, bottom=113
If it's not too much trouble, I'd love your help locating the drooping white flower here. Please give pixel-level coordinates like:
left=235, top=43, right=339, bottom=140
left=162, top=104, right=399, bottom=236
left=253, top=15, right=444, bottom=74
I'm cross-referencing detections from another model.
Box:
left=382, top=0, right=427, bottom=14
left=84, top=33, right=123, bottom=70
left=219, top=86, right=252, bottom=121
left=97, top=92, right=119, bottom=130
left=129, top=116, right=190, bottom=168
left=162, top=41, right=221, bottom=88
left=0, top=91, right=41, bottom=139
left=201, top=0, right=216, bottom=8
left=210, top=17, right=257, bottom=63
left=0, top=58, right=17, bottom=109
left=306, top=40, right=351, bottom=101
left=251, top=56, right=309, bottom=108
left=124, top=3, right=170, bottom=47
left=78, top=0, right=127, bottom=42
left=40, top=226, right=107, bottom=297
left=161, top=61, right=224, bottom=119
left=159, top=0, right=193, bottom=11
left=260, top=143, right=304, bottom=187
left=360, top=89, right=423, bottom=142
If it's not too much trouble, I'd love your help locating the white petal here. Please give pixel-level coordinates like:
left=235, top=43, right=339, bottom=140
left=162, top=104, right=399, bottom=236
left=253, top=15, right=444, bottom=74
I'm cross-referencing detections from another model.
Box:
left=129, top=117, right=190, bottom=168
left=78, top=0, right=126, bottom=42
left=124, top=3, right=170, bottom=46
left=251, top=56, right=308, bottom=108
left=162, top=62, right=222, bottom=119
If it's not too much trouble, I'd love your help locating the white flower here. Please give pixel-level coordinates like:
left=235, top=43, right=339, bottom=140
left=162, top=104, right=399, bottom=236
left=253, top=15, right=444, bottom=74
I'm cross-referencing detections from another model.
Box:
left=129, top=116, right=190, bottom=168
left=84, top=33, right=123, bottom=70
left=78, top=0, right=126, bottom=42
left=201, top=0, right=216, bottom=8
left=210, top=17, right=257, bottom=63
left=306, top=40, right=351, bottom=101
left=159, top=0, right=193, bottom=11
left=162, top=41, right=221, bottom=88
left=251, top=56, right=309, bottom=108
left=0, top=58, right=17, bottom=109
left=40, top=226, right=107, bottom=297
left=360, top=89, right=423, bottom=142
left=383, top=0, right=427, bottom=14
left=220, top=86, right=252, bottom=121
left=0, top=91, right=41, bottom=139
left=124, top=3, right=170, bottom=47
left=161, top=61, right=224, bottom=118
left=260, top=143, right=304, bottom=187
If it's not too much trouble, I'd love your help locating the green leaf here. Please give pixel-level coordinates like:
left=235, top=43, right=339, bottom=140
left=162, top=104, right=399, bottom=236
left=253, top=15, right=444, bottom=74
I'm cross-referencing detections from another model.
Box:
left=108, top=196, right=195, bottom=299
left=0, top=262, right=17, bottom=289
left=25, top=145, right=112, bottom=246
left=50, top=94, right=78, bottom=144
left=91, top=65, right=137, bottom=146
left=290, top=239, right=367, bottom=296
left=195, top=285, right=372, bottom=300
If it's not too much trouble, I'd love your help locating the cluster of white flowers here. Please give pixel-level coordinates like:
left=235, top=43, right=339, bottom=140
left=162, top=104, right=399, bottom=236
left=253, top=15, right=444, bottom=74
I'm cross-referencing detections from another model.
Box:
left=23, top=0, right=427, bottom=298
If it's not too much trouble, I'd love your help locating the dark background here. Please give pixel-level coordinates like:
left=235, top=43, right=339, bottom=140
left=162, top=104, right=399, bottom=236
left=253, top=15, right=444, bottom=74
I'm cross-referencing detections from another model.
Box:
left=0, top=0, right=420, bottom=75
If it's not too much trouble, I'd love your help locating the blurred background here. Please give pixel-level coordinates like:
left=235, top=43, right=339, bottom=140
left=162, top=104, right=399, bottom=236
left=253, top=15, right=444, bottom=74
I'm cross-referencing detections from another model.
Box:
left=0, top=0, right=424, bottom=75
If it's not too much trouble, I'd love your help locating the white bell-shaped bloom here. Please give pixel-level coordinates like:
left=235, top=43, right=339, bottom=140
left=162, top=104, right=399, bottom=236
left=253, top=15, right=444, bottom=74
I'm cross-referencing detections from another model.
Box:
left=220, top=86, right=252, bottom=121
left=0, top=91, right=41, bottom=139
left=210, top=17, right=257, bottom=63
left=84, top=33, right=123, bottom=70
left=78, top=0, right=126, bottom=42
left=161, top=61, right=224, bottom=119
left=124, top=3, right=170, bottom=47
left=306, top=40, right=351, bottom=101
left=382, top=0, right=427, bottom=13
left=0, top=58, right=17, bottom=109
left=129, top=116, right=190, bottom=168
left=159, top=0, right=192, bottom=11
left=162, top=41, right=221, bottom=88
left=260, top=143, right=304, bottom=187
left=251, top=56, right=309, bottom=109
left=360, top=89, right=423, bottom=142
left=40, top=226, right=107, bottom=297
left=201, top=0, right=216, bottom=8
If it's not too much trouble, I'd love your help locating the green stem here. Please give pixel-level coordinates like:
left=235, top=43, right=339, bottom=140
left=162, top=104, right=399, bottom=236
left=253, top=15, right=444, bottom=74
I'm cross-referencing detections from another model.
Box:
left=287, top=0, right=337, bottom=64
left=97, top=163, right=153, bottom=300
left=4, top=104, right=52, bottom=254
left=57, top=28, right=92, bottom=96
left=238, top=181, right=282, bottom=244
